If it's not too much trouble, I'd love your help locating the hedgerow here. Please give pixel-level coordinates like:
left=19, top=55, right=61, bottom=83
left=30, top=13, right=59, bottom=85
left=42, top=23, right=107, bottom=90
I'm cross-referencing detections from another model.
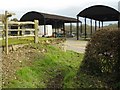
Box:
left=80, top=28, right=120, bottom=87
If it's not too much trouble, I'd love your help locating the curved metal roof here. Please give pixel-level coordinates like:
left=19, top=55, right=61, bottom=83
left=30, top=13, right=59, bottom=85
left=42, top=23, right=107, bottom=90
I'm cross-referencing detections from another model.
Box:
left=77, top=5, right=120, bottom=21
left=20, top=11, right=78, bottom=25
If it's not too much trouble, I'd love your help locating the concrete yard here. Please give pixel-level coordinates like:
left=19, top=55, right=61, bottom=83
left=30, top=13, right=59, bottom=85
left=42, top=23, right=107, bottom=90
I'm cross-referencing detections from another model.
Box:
left=64, top=38, right=88, bottom=53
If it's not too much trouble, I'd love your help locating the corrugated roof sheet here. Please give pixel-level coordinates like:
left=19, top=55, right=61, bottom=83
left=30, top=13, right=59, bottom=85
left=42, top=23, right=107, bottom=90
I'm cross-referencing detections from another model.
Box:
left=20, top=11, right=80, bottom=23
left=77, top=5, right=120, bottom=21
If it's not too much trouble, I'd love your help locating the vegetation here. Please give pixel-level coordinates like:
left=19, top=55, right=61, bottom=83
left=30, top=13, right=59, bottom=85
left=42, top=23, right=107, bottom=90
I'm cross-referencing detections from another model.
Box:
left=0, top=37, right=64, bottom=46
left=10, top=18, right=18, bottom=22
left=104, top=23, right=118, bottom=29
left=3, top=43, right=84, bottom=88
left=2, top=41, right=110, bottom=88
left=65, top=23, right=118, bottom=38
left=65, top=24, right=95, bottom=35
left=2, top=27, right=120, bottom=88
left=79, top=28, right=120, bottom=88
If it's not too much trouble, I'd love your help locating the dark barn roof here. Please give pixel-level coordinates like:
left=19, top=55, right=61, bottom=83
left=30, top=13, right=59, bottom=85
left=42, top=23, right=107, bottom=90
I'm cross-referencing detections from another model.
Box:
left=20, top=11, right=78, bottom=26
left=40, top=12, right=78, bottom=23
left=77, top=5, right=120, bottom=21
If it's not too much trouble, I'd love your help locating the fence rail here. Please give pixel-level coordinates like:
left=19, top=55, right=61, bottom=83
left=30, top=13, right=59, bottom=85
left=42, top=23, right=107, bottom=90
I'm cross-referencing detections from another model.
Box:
left=0, top=20, right=39, bottom=54
left=8, top=35, right=35, bottom=38
left=8, top=21, right=35, bottom=25
left=8, top=29, right=35, bottom=31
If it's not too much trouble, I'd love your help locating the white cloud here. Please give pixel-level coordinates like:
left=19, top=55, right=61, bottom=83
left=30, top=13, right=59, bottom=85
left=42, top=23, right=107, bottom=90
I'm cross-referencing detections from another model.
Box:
left=0, top=0, right=74, bottom=10
left=0, top=0, right=119, bottom=19
left=0, top=0, right=118, bottom=10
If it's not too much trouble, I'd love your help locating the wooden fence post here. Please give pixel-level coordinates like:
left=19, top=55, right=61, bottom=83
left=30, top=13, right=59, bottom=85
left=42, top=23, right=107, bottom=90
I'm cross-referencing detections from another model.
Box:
left=34, top=20, right=39, bottom=43
left=5, top=11, right=8, bottom=54
left=18, top=25, right=20, bottom=36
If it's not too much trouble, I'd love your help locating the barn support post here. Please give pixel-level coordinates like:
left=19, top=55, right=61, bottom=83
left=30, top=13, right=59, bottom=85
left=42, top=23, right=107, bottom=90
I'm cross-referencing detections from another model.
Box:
left=63, top=23, right=65, bottom=37
left=70, top=23, right=72, bottom=36
left=55, top=21, right=57, bottom=38
left=99, top=21, right=100, bottom=28
left=5, top=11, right=8, bottom=54
left=80, top=22, right=82, bottom=37
left=85, top=17, right=87, bottom=39
left=43, top=18, right=46, bottom=36
left=90, top=19, right=92, bottom=35
left=77, top=16, right=79, bottom=40
left=34, top=20, right=38, bottom=43
left=102, top=21, right=103, bottom=29
left=95, top=20, right=97, bottom=32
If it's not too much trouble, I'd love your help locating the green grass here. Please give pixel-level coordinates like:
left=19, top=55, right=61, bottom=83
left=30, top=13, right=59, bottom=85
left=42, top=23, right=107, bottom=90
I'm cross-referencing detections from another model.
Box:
left=3, top=43, right=84, bottom=88
left=0, top=37, right=62, bottom=46
left=3, top=42, right=108, bottom=88
left=7, top=67, right=44, bottom=88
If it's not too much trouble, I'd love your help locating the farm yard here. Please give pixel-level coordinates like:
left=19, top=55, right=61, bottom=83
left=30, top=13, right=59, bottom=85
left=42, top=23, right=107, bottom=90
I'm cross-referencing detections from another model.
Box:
left=0, top=2, right=120, bottom=89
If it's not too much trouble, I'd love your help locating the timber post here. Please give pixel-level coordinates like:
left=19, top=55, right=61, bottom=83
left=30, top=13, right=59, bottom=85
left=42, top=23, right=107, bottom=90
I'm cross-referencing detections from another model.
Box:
left=77, top=16, right=79, bottom=40
left=5, top=11, right=8, bottom=54
left=18, top=25, right=20, bottom=36
left=34, top=20, right=39, bottom=43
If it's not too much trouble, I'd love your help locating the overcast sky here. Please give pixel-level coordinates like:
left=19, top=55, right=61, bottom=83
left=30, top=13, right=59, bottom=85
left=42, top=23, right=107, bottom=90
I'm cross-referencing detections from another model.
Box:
left=0, top=0, right=119, bottom=25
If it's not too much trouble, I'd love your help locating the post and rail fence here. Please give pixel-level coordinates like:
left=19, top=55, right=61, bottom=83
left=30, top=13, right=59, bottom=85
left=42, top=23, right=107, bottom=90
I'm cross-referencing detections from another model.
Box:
left=0, top=11, right=39, bottom=54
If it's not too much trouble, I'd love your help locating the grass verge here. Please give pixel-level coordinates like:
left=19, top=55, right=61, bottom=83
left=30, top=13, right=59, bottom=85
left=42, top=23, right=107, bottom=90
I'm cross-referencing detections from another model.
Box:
left=3, top=43, right=84, bottom=88
left=3, top=41, right=109, bottom=88
left=0, top=37, right=64, bottom=46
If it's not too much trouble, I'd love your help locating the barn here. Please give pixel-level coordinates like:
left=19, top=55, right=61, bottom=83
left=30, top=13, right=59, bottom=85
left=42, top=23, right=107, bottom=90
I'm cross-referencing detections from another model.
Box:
left=76, top=5, right=120, bottom=39
left=20, top=11, right=81, bottom=37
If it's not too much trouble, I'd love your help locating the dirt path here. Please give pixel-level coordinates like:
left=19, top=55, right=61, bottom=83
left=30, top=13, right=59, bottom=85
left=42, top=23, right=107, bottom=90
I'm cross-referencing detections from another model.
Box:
left=64, top=38, right=88, bottom=53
